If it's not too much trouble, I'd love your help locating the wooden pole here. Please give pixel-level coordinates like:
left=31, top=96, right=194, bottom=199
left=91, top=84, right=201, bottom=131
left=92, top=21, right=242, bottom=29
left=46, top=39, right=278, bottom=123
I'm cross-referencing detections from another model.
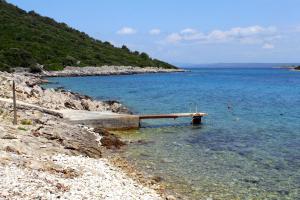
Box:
left=12, top=80, right=17, bottom=125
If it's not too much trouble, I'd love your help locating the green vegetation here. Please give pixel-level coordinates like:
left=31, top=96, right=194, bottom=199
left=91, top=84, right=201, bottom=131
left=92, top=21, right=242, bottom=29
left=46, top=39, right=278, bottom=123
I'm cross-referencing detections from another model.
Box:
left=0, top=0, right=176, bottom=72
left=17, top=127, right=28, bottom=131
left=20, top=119, right=32, bottom=125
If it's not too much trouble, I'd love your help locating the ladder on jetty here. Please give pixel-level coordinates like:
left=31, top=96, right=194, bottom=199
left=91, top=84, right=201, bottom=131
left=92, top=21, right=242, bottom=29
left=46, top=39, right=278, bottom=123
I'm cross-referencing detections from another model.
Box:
left=139, top=112, right=208, bottom=125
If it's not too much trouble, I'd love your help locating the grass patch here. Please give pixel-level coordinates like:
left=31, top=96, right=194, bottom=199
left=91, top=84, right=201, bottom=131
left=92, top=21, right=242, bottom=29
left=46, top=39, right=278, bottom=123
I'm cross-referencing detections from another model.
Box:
left=18, top=127, right=27, bottom=131
left=20, top=119, right=32, bottom=125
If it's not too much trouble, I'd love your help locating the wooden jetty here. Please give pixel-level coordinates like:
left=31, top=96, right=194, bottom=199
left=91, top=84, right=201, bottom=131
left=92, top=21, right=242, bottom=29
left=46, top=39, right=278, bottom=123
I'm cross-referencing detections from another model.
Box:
left=139, top=112, right=207, bottom=125
left=61, top=110, right=208, bottom=130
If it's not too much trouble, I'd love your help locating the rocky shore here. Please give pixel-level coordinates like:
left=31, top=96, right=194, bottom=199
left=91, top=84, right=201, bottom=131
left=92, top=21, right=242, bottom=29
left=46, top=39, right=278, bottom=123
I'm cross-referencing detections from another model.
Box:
left=0, top=71, right=169, bottom=199
left=42, top=66, right=185, bottom=77
left=0, top=72, right=130, bottom=114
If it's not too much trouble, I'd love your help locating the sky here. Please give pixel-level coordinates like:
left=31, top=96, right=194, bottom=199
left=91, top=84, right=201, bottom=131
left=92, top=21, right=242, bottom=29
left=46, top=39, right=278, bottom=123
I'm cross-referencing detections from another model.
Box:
left=7, top=0, right=300, bottom=65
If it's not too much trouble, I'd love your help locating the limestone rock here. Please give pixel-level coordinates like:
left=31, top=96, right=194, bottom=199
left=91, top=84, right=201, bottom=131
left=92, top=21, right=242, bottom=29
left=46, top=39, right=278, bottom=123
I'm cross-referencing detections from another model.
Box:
left=1, top=134, right=17, bottom=139
left=4, top=146, right=21, bottom=155
left=166, top=195, right=176, bottom=200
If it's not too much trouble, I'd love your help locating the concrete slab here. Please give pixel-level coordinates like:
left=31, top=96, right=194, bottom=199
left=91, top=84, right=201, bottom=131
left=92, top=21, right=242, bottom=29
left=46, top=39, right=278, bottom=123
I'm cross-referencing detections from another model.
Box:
left=59, top=110, right=140, bottom=130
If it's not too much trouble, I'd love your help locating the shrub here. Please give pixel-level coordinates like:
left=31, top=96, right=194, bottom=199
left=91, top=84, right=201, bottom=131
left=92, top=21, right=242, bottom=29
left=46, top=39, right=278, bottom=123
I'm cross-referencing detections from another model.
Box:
left=29, top=65, right=42, bottom=73
left=140, top=52, right=150, bottom=60
left=2, top=48, right=35, bottom=68
left=44, top=63, right=64, bottom=71
left=20, top=119, right=32, bottom=125
left=62, top=55, right=77, bottom=66
left=0, top=62, right=11, bottom=72
left=121, top=45, right=130, bottom=52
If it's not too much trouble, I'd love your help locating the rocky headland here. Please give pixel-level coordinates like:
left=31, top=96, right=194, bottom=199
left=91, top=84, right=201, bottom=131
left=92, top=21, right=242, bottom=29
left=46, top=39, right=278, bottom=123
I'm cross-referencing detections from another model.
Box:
left=0, top=71, right=170, bottom=199
left=42, top=66, right=185, bottom=77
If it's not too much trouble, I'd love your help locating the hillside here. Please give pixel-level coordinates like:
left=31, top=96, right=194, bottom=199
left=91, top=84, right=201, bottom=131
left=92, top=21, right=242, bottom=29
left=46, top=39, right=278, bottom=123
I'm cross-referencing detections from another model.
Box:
left=0, top=0, right=176, bottom=72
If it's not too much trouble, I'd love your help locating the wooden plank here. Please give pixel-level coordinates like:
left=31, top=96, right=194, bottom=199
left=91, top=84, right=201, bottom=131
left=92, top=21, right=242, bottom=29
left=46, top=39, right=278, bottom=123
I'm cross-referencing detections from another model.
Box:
left=0, top=97, right=63, bottom=118
left=139, top=112, right=207, bottom=120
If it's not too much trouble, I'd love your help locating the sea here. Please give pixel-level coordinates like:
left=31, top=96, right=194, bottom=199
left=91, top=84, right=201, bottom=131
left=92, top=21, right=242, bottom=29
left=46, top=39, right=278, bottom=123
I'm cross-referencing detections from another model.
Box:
left=45, top=65, right=300, bottom=199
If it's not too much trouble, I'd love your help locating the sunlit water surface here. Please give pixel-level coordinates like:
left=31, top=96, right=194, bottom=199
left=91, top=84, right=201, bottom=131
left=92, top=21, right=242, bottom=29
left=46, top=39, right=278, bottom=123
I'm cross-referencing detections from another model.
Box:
left=46, top=67, right=300, bottom=199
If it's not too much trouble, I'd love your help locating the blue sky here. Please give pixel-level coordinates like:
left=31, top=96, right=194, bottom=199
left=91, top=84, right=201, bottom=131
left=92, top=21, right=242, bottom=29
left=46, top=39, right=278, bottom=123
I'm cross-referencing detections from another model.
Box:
left=7, top=0, right=300, bottom=64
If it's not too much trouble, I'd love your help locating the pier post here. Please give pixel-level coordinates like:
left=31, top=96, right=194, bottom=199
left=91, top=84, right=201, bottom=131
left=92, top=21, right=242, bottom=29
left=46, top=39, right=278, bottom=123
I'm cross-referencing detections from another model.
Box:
left=12, top=80, right=17, bottom=125
left=191, top=116, right=202, bottom=125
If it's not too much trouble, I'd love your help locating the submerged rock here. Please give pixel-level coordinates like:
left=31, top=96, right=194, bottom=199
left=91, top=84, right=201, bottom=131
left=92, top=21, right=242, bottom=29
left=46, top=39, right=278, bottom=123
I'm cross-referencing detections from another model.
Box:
left=94, top=127, right=126, bottom=149
left=93, top=127, right=110, bottom=136
left=243, top=177, right=260, bottom=184
left=152, top=175, right=163, bottom=183
left=100, top=135, right=126, bottom=149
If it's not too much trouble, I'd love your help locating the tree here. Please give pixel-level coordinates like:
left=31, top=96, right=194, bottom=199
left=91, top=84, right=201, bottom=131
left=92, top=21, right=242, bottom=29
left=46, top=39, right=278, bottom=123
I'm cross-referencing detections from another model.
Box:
left=0, top=62, right=11, bottom=72
left=62, top=55, right=77, bottom=66
left=2, top=48, right=35, bottom=68
left=121, top=45, right=130, bottom=52
left=140, top=52, right=149, bottom=60
left=29, top=65, right=42, bottom=73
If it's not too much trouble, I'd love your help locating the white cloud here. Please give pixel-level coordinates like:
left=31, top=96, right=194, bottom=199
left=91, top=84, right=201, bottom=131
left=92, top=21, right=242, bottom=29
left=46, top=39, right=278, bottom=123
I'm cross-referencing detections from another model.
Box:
left=180, top=28, right=197, bottom=34
left=180, top=28, right=205, bottom=41
left=164, top=25, right=279, bottom=45
left=166, top=33, right=182, bottom=43
left=262, top=43, right=275, bottom=49
left=206, top=26, right=277, bottom=43
left=149, top=29, right=161, bottom=35
left=117, top=27, right=137, bottom=35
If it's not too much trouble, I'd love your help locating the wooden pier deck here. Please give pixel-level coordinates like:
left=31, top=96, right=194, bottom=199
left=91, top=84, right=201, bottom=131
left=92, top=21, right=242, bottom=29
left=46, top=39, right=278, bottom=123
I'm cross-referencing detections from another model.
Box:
left=139, top=112, right=207, bottom=126
left=139, top=112, right=207, bottom=119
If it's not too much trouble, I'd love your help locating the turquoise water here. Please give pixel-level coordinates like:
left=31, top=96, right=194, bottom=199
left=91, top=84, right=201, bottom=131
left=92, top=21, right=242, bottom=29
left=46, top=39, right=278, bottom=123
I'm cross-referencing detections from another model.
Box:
left=46, top=67, right=300, bottom=199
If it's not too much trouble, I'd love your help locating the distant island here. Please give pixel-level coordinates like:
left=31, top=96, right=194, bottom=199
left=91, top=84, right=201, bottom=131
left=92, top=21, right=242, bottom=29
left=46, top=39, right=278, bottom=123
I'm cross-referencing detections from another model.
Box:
left=277, top=65, right=300, bottom=70
left=0, top=0, right=177, bottom=72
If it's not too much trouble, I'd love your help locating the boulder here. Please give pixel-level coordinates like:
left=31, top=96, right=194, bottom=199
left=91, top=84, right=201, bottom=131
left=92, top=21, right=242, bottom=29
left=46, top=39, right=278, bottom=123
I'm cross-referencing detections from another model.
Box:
left=94, top=127, right=126, bottom=149
left=64, top=100, right=77, bottom=109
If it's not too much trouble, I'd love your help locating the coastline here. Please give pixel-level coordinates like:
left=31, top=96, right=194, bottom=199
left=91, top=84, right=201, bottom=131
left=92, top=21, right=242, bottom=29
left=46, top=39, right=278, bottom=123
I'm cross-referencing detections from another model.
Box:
left=0, top=71, right=175, bottom=199
left=42, top=66, right=185, bottom=77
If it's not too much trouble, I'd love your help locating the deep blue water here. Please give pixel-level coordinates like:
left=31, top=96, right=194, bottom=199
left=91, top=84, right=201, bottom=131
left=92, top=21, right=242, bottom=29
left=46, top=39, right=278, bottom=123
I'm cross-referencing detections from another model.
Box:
left=46, top=68, right=300, bottom=199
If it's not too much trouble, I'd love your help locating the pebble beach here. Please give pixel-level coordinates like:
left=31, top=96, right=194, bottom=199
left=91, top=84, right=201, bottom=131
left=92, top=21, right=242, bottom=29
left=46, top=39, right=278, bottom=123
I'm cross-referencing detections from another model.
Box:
left=0, top=70, right=171, bottom=200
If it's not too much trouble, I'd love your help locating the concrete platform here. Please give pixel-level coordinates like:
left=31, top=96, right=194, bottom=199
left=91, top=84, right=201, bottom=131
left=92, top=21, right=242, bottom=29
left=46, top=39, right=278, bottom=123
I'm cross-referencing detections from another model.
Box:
left=60, top=110, right=140, bottom=130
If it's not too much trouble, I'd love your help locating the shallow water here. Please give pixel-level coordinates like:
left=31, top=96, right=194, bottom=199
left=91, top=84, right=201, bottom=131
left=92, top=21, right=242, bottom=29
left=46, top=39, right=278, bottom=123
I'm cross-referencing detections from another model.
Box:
left=46, top=67, right=300, bottom=199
